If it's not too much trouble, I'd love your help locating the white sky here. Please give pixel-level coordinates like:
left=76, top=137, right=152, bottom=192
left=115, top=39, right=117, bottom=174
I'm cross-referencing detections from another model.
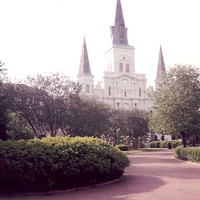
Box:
left=0, top=0, right=200, bottom=86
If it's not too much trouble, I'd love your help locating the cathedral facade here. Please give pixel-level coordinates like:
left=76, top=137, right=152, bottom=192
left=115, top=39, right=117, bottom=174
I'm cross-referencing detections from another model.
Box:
left=77, top=0, right=165, bottom=111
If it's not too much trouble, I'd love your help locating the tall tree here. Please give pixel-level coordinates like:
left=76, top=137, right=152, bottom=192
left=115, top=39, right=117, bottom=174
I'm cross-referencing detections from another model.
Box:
left=124, top=109, right=149, bottom=149
left=10, top=73, right=81, bottom=137
left=148, top=65, right=200, bottom=147
left=0, top=61, right=9, bottom=140
left=107, top=109, right=149, bottom=148
left=0, top=61, right=6, bottom=78
left=7, top=113, right=34, bottom=140
left=63, top=96, right=112, bottom=137
left=108, top=109, right=127, bottom=146
left=0, top=94, right=9, bottom=140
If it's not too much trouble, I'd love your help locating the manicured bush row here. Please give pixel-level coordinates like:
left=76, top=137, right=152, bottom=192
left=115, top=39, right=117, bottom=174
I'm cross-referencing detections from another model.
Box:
left=150, top=140, right=182, bottom=148
left=174, top=146, right=200, bottom=162
left=159, top=140, right=168, bottom=148
left=115, top=144, right=129, bottom=151
left=149, top=141, right=160, bottom=148
left=0, top=137, right=130, bottom=193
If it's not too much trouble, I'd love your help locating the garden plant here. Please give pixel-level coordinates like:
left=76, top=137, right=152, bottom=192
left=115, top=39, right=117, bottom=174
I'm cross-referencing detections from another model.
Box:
left=0, top=136, right=130, bottom=194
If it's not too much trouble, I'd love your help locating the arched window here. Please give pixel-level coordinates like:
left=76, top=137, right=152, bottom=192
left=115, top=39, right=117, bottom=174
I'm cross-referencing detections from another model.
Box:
left=86, top=84, right=89, bottom=93
left=124, top=91, right=127, bottom=97
left=119, top=63, right=123, bottom=72
left=126, top=63, right=130, bottom=72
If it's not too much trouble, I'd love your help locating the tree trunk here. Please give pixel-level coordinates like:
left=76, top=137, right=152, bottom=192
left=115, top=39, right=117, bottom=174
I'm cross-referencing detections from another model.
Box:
left=134, top=138, right=139, bottom=150
left=192, top=135, right=196, bottom=147
left=180, top=131, right=187, bottom=147
left=130, top=137, right=135, bottom=149
left=0, top=125, right=8, bottom=141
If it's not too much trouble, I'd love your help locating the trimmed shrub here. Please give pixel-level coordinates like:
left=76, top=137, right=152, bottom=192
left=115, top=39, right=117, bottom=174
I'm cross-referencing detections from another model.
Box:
left=174, top=146, right=200, bottom=162
left=160, top=140, right=168, bottom=148
left=150, top=140, right=182, bottom=148
left=170, top=140, right=182, bottom=148
left=115, top=144, right=129, bottom=151
left=0, top=137, right=130, bottom=193
left=150, top=141, right=160, bottom=148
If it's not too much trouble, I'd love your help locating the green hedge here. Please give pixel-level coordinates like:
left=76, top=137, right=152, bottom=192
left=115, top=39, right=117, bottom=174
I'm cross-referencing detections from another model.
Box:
left=150, top=140, right=182, bottom=148
left=0, top=137, right=130, bottom=193
left=159, top=140, right=168, bottom=148
left=150, top=141, right=160, bottom=148
left=174, top=146, right=200, bottom=162
left=115, top=144, right=129, bottom=151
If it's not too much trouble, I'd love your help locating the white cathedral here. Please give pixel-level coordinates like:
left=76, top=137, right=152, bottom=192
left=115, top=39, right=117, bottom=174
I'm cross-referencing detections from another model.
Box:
left=77, top=0, right=165, bottom=111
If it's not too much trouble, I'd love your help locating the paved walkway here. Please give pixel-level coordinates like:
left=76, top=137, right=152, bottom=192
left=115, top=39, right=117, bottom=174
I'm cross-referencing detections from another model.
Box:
left=2, top=150, right=200, bottom=200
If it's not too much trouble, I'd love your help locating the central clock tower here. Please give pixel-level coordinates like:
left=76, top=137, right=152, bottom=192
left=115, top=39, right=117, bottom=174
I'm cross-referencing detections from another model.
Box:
left=122, top=79, right=129, bottom=87
left=78, top=0, right=150, bottom=111
left=101, top=0, right=147, bottom=110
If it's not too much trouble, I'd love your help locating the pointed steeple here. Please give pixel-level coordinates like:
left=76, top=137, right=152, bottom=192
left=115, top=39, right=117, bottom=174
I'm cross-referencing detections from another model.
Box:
left=156, top=45, right=166, bottom=80
left=110, top=0, right=128, bottom=45
left=78, top=36, right=91, bottom=75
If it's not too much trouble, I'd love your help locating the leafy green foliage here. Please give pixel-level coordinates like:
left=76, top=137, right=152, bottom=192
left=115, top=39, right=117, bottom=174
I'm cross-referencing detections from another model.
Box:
left=159, top=140, right=169, bottom=148
left=150, top=141, right=160, bottom=148
left=150, top=140, right=182, bottom=148
left=148, top=65, right=200, bottom=147
left=63, top=96, right=112, bottom=137
left=7, top=113, right=34, bottom=140
left=115, top=109, right=149, bottom=149
left=0, top=137, right=130, bottom=193
left=174, top=146, right=200, bottom=162
left=0, top=60, right=6, bottom=79
left=0, top=97, right=9, bottom=140
left=0, top=76, right=10, bottom=140
left=1, top=73, right=113, bottom=139
left=115, top=144, right=129, bottom=151
left=4, top=73, right=81, bottom=137
left=170, top=140, right=183, bottom=148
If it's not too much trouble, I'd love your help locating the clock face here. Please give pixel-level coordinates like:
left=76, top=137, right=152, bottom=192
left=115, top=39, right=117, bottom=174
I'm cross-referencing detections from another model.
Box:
left=122, top=79, right=129, bottom=86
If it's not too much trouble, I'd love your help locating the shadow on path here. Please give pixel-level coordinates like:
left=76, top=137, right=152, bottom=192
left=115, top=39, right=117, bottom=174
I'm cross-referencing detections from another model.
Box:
left=1, top=175, right=165, bottom=200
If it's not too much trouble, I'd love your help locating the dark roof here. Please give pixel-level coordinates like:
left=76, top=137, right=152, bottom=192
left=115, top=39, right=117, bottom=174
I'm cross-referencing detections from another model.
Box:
left=110, top=0, right=129, bottom=45
left=156, top=45, right=166, bottom=80
left=78, top=36, right=92, bottom=75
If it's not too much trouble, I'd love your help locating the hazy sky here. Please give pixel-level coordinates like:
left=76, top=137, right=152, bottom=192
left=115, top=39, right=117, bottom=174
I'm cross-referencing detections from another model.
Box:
left=0, top=0, right=200, bottom=86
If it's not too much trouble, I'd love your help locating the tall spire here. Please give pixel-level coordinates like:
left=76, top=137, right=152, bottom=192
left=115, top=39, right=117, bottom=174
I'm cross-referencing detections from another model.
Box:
left=156, top=45, right=166, bottom=80
left=110, top=0, right=128, bottom=45
left=78, top=36, right=91, bottom=75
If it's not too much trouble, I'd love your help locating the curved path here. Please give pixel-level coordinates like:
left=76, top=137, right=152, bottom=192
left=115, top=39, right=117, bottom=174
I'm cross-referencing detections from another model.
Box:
left=2, top=150, right=200, bottom=200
